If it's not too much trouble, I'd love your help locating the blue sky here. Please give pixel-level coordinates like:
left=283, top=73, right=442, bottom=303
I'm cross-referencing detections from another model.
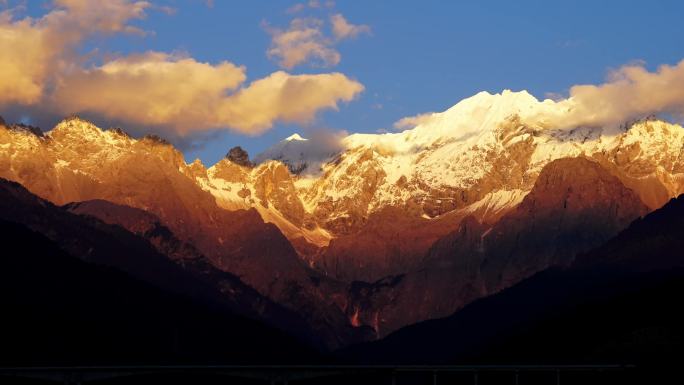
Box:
left=10, top=0, right=684, bottom=165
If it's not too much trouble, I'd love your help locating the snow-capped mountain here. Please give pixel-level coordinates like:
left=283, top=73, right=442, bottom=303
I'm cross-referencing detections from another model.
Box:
left=254, top=131, right=344, bottom=176
left=237, top=90, right=684, bottom=280
left=312, top=90, right=682, bottom=224
left=255, top=90, right=683, bottom=234
left=3, top=88, right=684, bottom=339
left=254, top=133, right=317, bottom=175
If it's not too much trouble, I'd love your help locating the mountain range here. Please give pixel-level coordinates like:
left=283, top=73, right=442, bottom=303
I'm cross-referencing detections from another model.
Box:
left=2, top=89, right=684, bottom=358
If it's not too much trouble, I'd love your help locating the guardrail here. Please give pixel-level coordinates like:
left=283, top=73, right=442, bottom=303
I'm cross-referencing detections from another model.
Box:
left=0, top=364, right=637, bottom=384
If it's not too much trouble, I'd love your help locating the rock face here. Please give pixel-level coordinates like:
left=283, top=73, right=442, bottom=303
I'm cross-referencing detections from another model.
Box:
left=192, top=157, right=331, bottom=256
left=475, top=157, right=649, bottom=292
left=315, top=206, right=465, bottom=282
left=344, top=157, right=648, bottom=337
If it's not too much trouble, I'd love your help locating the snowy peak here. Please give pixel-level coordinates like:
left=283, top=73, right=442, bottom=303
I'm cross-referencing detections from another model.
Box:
left=286, top=133, right=307, bottom=141
left=343, top=90, right=544, bottom=154
left=255, top=132, right=337, bottom=175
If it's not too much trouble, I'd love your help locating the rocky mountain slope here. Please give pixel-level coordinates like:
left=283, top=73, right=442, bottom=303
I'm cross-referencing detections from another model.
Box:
left=0, top=120, right=363, bottom=349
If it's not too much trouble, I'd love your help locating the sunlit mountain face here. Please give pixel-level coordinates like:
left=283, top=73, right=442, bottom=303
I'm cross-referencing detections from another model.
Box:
left=2, top=1, right=684, bottom=382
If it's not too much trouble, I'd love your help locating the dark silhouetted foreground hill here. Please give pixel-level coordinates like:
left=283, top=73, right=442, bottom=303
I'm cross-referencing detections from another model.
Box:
left=0, top=219, right=318, bottom=366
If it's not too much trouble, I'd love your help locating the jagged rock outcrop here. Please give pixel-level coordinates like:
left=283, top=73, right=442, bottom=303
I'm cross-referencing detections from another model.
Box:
left=226, top=146, right=253, bottom=167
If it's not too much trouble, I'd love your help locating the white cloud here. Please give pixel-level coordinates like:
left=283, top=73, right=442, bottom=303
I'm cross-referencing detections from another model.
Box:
left=531, top=59, right=684, bottom=129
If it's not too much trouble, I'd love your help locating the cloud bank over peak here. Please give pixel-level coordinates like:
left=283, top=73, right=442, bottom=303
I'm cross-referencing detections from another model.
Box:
left=393, top=112, right=436, bottom=131
left=531, top=60, right=684, bottom=129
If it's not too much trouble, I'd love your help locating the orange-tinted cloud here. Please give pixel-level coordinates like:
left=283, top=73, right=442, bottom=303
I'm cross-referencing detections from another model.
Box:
left=265, top=18, right=340, bottom=69
left=0, top=12, right=52, bottom=104
left=53, top=52, right=364, bottom=134
left=265, top=5, right=369, bottom=69
left=0, top=1, right=365, bottom=136
left=330, top=13, right=370, bottom=40
left=0, top=0, right=150, bottom=104
left=216, top=71, right=363, bottom=133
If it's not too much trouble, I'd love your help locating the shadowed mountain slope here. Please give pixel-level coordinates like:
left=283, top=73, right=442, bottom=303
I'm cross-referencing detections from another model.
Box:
left=340, top=194, right=684, bottom=368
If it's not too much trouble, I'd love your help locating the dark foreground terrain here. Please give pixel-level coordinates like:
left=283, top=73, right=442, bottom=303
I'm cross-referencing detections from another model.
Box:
left=1, top=181, right=683, bottom=383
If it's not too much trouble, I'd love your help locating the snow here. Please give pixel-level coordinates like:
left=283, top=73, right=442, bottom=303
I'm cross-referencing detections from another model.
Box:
left=199, top=176, right=251, bottom=211
left=343, top=89, right=542, bottom=153
left=285, top=133, right=307, bottom=141
left=254, top=133, right=338, bottom=176
left=461, top=189, right=527, bottom=220
left=254, top=204, right=332, bottom=247
left=55, top=159, right=70, bottom=168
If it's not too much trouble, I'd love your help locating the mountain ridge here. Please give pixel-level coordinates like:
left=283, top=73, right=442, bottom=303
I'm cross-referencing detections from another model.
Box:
left=2, top=89, right=684, bottom=343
